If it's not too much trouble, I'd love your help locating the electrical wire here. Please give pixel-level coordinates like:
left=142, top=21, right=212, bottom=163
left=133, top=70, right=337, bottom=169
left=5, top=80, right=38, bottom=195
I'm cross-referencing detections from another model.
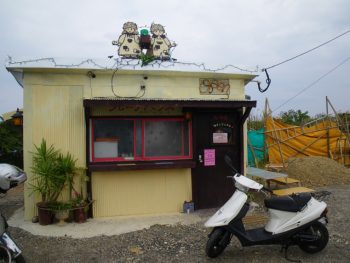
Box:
left=9, top=29, right=350, bottom=96
left=7, top=56, right=257, bottom=74
left=110, top=67, right=146, bottom=98
left=264, top=29, right=350, bottom=71
left=272, top=56, right=350, bottom=113
left=257, top=69, right=271, bottom=92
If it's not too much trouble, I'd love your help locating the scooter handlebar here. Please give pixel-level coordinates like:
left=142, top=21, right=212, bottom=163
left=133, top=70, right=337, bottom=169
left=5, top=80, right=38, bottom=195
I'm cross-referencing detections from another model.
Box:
left=226, top=173, right=239, bottom=180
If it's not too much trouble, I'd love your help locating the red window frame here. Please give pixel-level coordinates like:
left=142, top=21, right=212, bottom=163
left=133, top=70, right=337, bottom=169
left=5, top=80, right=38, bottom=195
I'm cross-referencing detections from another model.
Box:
left=91, top=117, right=192, bottom=163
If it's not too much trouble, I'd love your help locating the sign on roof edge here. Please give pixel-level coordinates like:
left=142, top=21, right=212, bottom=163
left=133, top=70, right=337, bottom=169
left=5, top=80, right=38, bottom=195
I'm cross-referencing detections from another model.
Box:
left=112, top=22, right=177, bottom=62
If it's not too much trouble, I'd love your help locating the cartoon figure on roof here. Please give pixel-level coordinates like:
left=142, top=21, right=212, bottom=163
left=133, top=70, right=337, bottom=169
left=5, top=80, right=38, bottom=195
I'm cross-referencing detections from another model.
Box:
left=112, top=22, right=141, bottom=58
left=149, top=23, right=176, bottom=60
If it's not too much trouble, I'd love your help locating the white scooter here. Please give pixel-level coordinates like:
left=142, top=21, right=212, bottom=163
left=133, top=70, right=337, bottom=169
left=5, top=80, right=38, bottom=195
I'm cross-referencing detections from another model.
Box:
left=204, top=156, right=329, bottom=261
left=0, top=164, right=27, bottom=262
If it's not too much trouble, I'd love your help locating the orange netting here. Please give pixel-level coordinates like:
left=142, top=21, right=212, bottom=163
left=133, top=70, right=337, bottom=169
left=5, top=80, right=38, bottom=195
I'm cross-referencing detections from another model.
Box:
left=265, top=117, right=350, bottom=165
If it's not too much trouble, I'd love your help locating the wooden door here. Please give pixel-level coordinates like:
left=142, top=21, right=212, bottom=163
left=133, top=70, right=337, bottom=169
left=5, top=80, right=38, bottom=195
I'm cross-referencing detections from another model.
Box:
left=191, top=111, right=242, bottom=209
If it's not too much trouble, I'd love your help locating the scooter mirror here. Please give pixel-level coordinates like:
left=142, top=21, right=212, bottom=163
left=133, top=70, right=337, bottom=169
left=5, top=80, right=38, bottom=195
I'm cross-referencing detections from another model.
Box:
left=224, top=155, right=238, bottom=174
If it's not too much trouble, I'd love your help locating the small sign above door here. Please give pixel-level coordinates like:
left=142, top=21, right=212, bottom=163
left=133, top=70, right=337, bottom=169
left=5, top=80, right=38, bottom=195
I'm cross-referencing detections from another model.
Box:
left=213, top=133, right=228, bottom=143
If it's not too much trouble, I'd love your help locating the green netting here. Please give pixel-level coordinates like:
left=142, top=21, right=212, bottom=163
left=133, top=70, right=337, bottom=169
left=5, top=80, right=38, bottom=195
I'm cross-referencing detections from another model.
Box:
left=248, top=128, right=266, bottom=167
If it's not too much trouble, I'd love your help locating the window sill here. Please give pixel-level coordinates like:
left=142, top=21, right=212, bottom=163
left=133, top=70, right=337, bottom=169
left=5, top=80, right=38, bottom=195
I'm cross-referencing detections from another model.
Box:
left=88, top=160, right=196, bottom=172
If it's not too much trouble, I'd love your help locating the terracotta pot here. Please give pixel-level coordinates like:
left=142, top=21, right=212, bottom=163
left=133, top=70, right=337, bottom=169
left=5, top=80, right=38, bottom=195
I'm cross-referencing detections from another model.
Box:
left=73, top=206, right=87, bottom=223
left=36, top=202, right=53, bottom=226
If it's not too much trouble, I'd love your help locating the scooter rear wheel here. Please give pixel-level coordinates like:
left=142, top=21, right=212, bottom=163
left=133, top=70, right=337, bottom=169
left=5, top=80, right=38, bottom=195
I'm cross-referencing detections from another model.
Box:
left=206, top=228, right=230, bottom=258
left=298, top=222, right=329, bottom=254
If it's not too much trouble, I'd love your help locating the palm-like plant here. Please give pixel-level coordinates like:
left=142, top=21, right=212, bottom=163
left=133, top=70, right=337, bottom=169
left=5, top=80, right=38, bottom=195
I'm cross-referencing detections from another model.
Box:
left=30, top=139, right=77, bottom=203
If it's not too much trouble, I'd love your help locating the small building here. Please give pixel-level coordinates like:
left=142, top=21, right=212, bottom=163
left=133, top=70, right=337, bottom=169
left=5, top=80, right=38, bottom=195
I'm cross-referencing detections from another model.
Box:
left=7, top=59, right=256, bottom=220
left=1, top=108, right=23, bottom=122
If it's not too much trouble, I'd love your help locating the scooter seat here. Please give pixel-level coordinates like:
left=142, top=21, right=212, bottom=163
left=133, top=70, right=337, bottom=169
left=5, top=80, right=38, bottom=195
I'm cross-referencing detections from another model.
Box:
left=264, top=193, right=311, bottom=212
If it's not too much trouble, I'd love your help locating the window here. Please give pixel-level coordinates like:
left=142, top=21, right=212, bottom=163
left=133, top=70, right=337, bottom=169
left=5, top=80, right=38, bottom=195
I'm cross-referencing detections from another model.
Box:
left=91, top=118, right=192, bottom=162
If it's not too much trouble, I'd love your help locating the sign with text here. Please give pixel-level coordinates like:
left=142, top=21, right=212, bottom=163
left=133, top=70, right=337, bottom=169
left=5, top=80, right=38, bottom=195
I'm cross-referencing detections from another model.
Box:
left=204, top=149, right=215, bottom=166
left=213, top=133, right=228, bottom=143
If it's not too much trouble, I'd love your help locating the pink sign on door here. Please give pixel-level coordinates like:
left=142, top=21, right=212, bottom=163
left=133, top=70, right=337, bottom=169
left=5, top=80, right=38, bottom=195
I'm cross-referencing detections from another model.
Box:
left=204, top=149, right=215, bottom=166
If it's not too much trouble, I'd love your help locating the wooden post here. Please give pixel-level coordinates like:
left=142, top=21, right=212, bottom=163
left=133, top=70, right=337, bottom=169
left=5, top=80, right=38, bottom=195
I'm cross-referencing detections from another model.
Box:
left=270, top=117, right=286, bottom=169
left=345, top=114, right=350, bottom=165
left=327, top=97, right=350, bottom=156
left=263, top=98, right=270, bottom=163
left=326, top=96, right=330, bottom=158
left=248, top=137, right=259, bottom=167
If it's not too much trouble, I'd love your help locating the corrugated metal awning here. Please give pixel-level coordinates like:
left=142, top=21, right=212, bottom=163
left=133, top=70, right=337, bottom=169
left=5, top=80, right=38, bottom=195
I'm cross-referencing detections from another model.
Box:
left=83, top=98, right=256, bottom=109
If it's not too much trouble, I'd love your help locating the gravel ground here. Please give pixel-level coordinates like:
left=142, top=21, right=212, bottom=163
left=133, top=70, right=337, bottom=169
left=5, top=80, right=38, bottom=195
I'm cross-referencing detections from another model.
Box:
left=1, top=184, right=349, bottom=263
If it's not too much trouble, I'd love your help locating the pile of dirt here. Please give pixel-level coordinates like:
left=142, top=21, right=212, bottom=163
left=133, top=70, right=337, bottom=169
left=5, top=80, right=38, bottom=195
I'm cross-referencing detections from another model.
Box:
left=287, top=156, right=350, bottom=187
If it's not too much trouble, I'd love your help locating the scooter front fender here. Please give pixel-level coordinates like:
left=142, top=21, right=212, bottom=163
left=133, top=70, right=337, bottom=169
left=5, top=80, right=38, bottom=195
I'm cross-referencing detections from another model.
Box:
left=0, top=232, right=21, bottom=258
left=205, top=191, right=247, bottom=227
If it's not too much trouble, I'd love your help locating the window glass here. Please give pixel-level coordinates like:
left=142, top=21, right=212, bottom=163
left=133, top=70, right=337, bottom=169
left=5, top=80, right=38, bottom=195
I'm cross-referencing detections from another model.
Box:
left=144, top=121, right=183, bottom=157
left=135, top=120, right=142, bottom=157
left=183, top=122, right=190, bottom=155
left=93, top=119, right=134, bottom=159
left=91, top=118, right=191, bottom=162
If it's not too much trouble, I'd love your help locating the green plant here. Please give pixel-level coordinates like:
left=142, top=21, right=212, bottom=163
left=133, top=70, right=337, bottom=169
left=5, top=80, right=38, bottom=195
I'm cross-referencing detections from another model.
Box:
left=247, top=113, right=264, bottom=131
left=279, top=109, right=311, bottom=126
left=140, top=53, right=155, bottom=67
left=50, top=201, right=72, bottom=211
left=30, top=139, right=78, bottom=203
left=71, top=192, right=87, bottom=207
left=0, top=119, right=23, bottom=168
left=69, top=166, right=88, bottom=203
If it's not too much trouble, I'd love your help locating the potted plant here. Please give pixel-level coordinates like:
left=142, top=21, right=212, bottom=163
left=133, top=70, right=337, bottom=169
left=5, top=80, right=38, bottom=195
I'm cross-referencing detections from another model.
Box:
left=51, top=201, right=72, bottom=225
left=30, top=139, right=78, bottom=225
left=71, top=192, right=89, bottom=223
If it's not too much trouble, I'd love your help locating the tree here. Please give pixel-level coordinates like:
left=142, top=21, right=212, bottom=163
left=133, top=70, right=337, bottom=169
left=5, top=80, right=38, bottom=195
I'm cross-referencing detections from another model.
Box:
left=279, top=109, right=311, bottom=126
left=0, top=120, right=23, bottom=168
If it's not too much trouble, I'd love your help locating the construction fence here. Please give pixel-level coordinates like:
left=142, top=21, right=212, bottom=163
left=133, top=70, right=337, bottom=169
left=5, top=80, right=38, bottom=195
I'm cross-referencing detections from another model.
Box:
left=248, top=117, right=350, bottom=167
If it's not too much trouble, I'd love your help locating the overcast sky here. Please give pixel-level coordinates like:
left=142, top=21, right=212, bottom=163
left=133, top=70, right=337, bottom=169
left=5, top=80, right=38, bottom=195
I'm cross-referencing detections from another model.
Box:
left=1, top=0, right=349, bottom=117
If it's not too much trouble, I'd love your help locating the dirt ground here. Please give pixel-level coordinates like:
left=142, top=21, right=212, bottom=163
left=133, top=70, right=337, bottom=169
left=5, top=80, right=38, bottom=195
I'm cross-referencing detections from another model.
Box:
left=1, top=183, right=349, bottom=263
left=287, top=156, right=350, bottom=187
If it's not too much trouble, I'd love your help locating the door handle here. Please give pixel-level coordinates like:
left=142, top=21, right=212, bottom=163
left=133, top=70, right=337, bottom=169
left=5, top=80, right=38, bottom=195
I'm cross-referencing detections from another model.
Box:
left=198, top=154, right=203, bottom=163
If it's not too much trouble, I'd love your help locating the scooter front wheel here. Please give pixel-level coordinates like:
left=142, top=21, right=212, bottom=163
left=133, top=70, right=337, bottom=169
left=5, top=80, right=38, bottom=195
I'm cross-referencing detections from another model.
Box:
left=298, top=222, right=329, bottom=254
left=206, top=228, right=230, bottom=258
left=0, top=245, right=11, bottom=263
left=13, top=254, right=26, bottom=263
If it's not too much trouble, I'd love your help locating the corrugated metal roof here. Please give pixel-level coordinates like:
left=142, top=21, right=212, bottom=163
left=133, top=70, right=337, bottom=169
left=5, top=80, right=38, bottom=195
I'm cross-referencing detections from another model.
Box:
left=88, top=97, right=250, bottom=102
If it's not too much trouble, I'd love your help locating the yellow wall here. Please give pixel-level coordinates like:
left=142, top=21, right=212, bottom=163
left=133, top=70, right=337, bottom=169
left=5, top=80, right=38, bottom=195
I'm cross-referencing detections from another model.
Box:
left=92, top=169, right=192, bottom=217
left=20, top=68, right=251, bottom=219
left=88, top=73, right=245, bottom=100
left=23, top=79, right=85, bottom=219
